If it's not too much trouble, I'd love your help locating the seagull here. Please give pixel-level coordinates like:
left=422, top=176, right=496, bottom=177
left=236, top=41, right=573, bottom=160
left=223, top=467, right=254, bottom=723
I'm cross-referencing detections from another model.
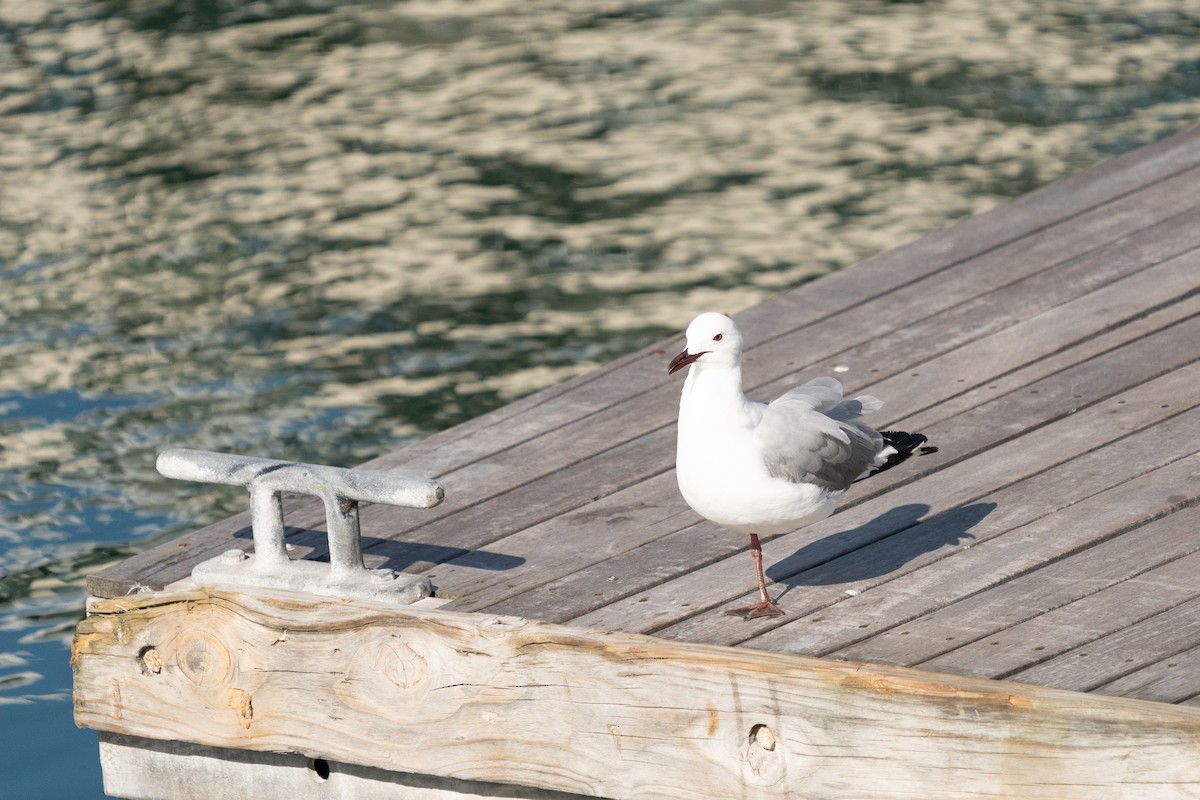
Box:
left=668, top=312, right=936, bottom=619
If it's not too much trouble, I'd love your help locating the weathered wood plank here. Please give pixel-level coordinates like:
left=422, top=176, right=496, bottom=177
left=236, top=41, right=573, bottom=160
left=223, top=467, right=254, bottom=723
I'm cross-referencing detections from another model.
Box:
left=1095, top=644, right=1200, bottom=705
left=896, top=293, right=1200, bottom=431
left=1006, top=594, right=1200, bottom=694
left=911, top=544, right=1200, bottom=684
left=834, top=504, right=1200, bottom=669
left=424, top=471, right=698, bottom=604
left=73, top=587, right=1200, bottom=800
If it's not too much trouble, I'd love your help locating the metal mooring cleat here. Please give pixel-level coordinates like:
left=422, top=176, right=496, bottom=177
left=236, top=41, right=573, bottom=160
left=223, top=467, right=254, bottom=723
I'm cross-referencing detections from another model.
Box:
left=157, top=448, right=444, bottom=605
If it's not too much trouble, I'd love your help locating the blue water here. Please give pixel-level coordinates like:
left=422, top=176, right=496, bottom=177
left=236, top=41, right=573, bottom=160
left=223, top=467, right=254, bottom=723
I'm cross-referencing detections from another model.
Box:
left=3, top=1, right=1200, bottom=796
left=3, top=642, right=103, bottom=799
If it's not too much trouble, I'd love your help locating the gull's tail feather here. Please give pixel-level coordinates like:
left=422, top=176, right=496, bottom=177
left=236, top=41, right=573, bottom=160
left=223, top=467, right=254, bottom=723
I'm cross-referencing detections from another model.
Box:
left=857, top=430, right=938, bottom=481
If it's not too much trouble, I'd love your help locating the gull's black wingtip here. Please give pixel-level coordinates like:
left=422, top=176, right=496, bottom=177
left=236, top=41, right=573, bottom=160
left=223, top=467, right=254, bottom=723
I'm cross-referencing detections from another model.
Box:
left=867, top=430, right=938, bottom=477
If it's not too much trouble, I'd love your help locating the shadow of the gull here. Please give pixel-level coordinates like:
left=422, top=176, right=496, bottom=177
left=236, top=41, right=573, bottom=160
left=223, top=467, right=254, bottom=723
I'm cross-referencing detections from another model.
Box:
left=767, top=502, right=995, bottom=602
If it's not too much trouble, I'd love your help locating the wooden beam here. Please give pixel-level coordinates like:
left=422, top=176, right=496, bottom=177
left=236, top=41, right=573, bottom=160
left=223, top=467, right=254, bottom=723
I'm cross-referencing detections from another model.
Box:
left=74, top=587, right=1200, bottom=800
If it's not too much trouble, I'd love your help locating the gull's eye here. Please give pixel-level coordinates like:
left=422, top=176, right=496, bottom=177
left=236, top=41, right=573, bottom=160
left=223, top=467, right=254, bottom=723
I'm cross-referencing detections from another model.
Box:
left=712, top=333, right=723, bottom=342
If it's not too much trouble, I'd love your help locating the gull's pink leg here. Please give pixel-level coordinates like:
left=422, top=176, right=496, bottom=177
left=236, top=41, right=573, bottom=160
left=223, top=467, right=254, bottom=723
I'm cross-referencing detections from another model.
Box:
left=724, top=533, right=785, bottom=619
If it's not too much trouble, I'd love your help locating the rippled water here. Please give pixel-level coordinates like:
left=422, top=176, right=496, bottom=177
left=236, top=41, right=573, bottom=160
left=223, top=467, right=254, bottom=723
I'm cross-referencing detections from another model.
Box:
left=3, top=0, right=1199, bottom=795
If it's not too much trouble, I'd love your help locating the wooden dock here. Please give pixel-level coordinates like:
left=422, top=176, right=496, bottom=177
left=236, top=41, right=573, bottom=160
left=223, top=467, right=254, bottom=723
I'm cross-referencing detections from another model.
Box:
left=74, top=127, right=1200, bottom=798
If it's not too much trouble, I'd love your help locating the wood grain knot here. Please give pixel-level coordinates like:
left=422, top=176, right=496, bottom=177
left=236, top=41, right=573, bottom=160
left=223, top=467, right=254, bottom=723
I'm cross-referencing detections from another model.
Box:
left=750, top=723, right=777, bottom=752
left=176, top=630, right=232, bottom=688
left=741, top=719, right=821, bottom=786
left=138, top=645, right=162, bottom=675
left=376, top=641, right=429, bottom=692
left=745, top=723, right=780, bottom=781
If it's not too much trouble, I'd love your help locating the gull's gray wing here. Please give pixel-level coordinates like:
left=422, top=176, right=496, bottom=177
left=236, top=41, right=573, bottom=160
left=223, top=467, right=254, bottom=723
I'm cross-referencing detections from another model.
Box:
left=754, top=378, right=884, bottom=491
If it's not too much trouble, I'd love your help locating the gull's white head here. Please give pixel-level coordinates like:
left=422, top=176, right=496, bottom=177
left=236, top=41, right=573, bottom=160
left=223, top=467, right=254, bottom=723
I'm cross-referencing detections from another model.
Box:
left=667, top=312, right=743, bottom=375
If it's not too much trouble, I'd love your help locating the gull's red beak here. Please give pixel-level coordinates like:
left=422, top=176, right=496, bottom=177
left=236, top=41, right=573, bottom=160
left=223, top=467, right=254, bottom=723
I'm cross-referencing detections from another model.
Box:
left=668, top=349, right=705, bottom=375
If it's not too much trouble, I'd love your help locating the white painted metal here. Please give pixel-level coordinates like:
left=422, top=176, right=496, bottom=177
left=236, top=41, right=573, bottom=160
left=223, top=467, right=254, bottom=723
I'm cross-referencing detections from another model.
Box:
left=157, top=449, right=444, bottom=605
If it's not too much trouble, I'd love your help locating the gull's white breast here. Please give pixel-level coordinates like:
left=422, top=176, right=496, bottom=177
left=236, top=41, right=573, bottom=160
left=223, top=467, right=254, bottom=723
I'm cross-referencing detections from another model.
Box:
left=675, top=378, right=841, bottom=536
